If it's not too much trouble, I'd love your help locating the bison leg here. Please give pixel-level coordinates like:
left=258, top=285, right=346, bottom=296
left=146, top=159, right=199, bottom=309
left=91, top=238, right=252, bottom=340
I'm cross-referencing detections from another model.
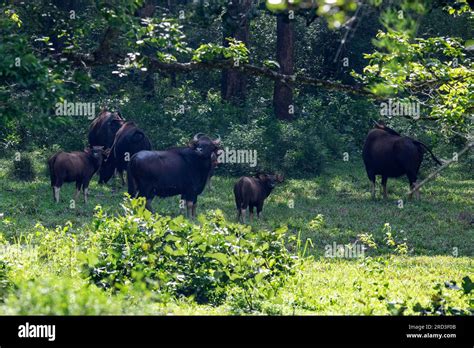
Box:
left=119, top=170, right=125, bottom=187
left=370, top=181, right=376, bottom=200
left=257, top=203, right=264, bottom=220
left=381, top=176, right=388, bottom=199
left=145, top=197, right=154, bottom=212
left=75, top=189, right=80, bottom=202
left=53, top=186, right=60, bottom=203
left=82, top=179, right=91, bottom=204
left=240, top=209, right=246, bottom=224
left=191, top=203, right=197, bottom=219
left=409, top=182, right=420, bottom=200
left=407, top=172, right=419, bottom=200
left=366, top=170, right=376, bottom=200
left=186, top=200, right=194, bottom=219
left=84, top=188, right=90, bottom=204
left=74, top=182, right=81, bottom=202
left=415, top=181, right=421, bottom=200
left=249, top=206, right=254, bottom=223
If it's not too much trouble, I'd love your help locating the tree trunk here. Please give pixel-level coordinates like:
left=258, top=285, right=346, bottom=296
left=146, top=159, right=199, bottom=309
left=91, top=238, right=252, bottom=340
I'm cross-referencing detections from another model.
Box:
left=273, top=13, right=294, bottom=121
left=221, top=0, right=251, bottom=104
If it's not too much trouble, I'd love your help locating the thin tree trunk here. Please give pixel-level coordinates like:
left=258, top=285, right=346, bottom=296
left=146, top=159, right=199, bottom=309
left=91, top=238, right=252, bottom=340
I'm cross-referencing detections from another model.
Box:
left=273, top=13, right=294, bottom=120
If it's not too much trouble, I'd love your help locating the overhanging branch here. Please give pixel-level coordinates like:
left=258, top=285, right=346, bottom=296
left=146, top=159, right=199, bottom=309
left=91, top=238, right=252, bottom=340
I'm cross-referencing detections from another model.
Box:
left=148, top=58, right=379, bottom=99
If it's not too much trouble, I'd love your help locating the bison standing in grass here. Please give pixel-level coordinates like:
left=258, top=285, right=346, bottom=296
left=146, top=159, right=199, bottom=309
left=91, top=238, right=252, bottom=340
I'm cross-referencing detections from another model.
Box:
left=98, top=121, right=152, bottom=186
left=234, top=173, right=284, bottom=223
left=127, top=133, right=221, bottom=217
left=362, top=122, right=442, bottom=200
left=48, top=146, right=104, bottom=203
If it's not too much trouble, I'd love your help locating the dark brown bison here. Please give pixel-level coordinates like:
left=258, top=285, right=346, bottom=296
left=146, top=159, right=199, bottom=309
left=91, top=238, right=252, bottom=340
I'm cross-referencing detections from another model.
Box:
left=98, top=121, right=152, bottom=185
left=88, top=109, right=125, bottom=149
left=234, top=173, right=284, bottom=223
left=127, top=134, right=221, bottom=217
left=48, top=146, right=104, bottom=203
left=362, top=122, right=441, bottom=199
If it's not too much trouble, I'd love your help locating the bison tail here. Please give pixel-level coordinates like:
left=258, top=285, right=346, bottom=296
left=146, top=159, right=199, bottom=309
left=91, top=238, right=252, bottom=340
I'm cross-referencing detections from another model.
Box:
left=415, top=141, right=442, bottom=166
left=127, top=162, right=137, bottom=197
left=47, top=153, right=58, bottom=186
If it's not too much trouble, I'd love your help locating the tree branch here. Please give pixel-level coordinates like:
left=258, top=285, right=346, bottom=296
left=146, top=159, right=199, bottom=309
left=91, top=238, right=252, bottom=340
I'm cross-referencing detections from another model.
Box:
left=148, top=58, right=379, bottom=99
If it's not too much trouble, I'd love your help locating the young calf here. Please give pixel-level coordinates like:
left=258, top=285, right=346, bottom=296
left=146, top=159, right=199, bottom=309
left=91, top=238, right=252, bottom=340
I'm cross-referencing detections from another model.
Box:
left=234, top=173, right=284, bottom=223
left=48, top=146, right=104, bottom=203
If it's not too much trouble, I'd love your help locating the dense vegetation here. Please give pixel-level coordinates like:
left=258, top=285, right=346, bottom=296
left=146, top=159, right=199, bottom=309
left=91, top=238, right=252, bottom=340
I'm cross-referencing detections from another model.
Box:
left=0, top=0, right=472, bottom=315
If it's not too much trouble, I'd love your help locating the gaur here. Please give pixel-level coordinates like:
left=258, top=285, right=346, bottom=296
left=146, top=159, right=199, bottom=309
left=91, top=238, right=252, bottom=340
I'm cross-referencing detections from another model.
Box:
left=362, top=122, right=441, bottom=199
left=234, top=173, right=284, bottom=223
left=48, top=146, right=105, bottom=203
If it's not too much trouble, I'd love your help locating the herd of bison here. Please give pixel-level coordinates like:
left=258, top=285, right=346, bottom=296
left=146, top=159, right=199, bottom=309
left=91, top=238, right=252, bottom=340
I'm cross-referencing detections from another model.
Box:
left=47, top=110, right=442, bottom=222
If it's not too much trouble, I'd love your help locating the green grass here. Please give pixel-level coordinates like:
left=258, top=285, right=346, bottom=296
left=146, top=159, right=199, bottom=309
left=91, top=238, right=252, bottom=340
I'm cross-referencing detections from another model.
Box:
left=0, top=152, right=473, bottom=315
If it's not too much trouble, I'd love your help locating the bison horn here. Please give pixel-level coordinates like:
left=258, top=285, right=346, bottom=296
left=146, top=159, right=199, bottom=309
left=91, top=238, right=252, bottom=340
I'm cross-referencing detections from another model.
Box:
left=213, top=134, right=221, bottom=145
left=193, top=133, right=205, bottom=142
left=373, top=119, right=385, bottom=129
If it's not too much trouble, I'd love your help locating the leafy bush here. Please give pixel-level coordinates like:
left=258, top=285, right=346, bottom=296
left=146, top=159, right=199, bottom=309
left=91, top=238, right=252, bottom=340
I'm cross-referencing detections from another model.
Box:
left=1, top=276, right=127, bottom=315
left=0, top=259, right=11, bottom=303
left=412, top=277, right=473, bottom=316
left=9, top=153, right=36, bottom=181
left=86, top=197, right=297, bottom=306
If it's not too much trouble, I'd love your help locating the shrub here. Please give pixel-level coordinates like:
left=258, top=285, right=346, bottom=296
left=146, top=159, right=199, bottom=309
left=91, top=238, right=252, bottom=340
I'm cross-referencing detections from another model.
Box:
left=85, top=197, right=297, bottom=306
left=9, top=153, right=36, bottom=181
left=0, top=259, right=11, bottom=303
left=0, top=276, right=127, bottom=315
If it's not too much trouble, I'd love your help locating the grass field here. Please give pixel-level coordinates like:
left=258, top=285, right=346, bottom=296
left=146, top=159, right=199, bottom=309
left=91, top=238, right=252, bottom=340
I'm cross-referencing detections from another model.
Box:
left=0, top=152, right=472, bottom=315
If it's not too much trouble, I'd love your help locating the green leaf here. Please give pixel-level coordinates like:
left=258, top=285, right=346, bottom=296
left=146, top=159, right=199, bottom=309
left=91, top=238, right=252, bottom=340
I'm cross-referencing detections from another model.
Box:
left=205, top=252, right=228, bottom=265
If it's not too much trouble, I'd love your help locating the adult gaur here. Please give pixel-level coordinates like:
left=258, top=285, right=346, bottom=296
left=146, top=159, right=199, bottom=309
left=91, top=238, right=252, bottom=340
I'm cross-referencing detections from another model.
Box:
left=127, top=133, right=221, bottom=217
left=88, top=109, right=125, bottom=149
left=362, top=122, right=442, bottom=199
left=98, top=121, right=152, bottom=185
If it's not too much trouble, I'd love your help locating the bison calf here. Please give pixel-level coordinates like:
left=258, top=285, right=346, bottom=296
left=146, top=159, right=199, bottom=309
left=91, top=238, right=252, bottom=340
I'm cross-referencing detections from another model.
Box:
left=234, top=173, right=284, bottom=223
left=48, top=146, right=104, bottom=203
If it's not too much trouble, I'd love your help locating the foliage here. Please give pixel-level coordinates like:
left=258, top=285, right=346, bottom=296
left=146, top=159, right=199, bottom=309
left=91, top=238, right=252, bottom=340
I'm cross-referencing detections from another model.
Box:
left=0, top=155, right=472, bottom=314
left=86, top=197, right=296, bottom=306
left=265, top=0, right=359, bottom=29
left=9, top=153, right=36, bottom=181
left=0, top=259, right=11, bottom=303
left=1, top=275, right=130, bottom=315
left=193, top=38, right=250, bottom=64
left=412, top=277, right=473, bottom=315
left=357, top=1, right=473, bottom=136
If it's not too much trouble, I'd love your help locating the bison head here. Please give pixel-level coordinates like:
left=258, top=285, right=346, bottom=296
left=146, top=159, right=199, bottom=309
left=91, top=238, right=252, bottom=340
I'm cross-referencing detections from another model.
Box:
left=85, top=146, right=105, bottom=164
left=189, top=133, right=221, bottom=158
left=98, top=149, right=115, bottom=184
left=256, top=173, right=284, bottom=189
